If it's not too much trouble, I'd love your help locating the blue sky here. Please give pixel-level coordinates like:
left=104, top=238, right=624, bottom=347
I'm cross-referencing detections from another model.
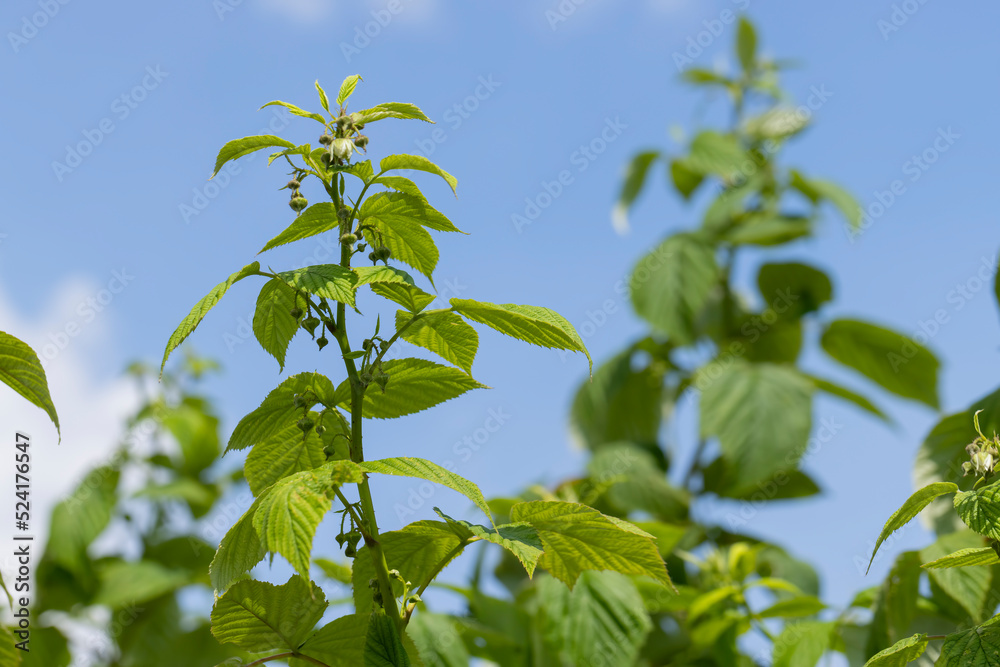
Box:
left=2, top=0, right=998, bottom=619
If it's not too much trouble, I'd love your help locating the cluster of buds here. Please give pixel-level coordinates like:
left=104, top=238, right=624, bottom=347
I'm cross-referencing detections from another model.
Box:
left=963, top=410, right=999, bottom=477
left=286, top=178, right=307, bottom=213
left=336, top=528, right=362, bottom=558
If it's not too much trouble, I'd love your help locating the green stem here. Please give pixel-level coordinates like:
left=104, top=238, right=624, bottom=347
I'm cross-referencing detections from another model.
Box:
left=370, top=307, right=452, bottom=367
left=329, top=172, right=404, bottom=634
left=246, top=653, right=331, bottom=667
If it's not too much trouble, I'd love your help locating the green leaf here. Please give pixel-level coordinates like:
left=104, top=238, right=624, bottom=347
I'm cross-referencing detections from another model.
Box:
left=725, top=214, right=812, bottom=246
left=354, top=102, right=433, bottom=125
left=745, top=107, right=810, bottom=140
left=699, top=361, right=813, bottom=492
left=209, top=497, right=267, bottom=592
left=450, top=299, right=591, bottom=373
left=353, top=521, right=470, bottom=611
left=370, top=283, right=436, bottom=313
left=373, top=176, right=425, bottom=198
left=821, top=319, right=940, bottom=408
left=670, top=158, right=704, bottom=199
left=570, top=350, right=665, bottom=452
left=772, top=621, right=834, bottom=667
left=0, top=626, right=19, bottom=667
left=630, top=233, right=719, bottom=345
left=923, top=547, right=1000, bottom=569
left=253, top=463, right=362, bottom=580
left=865, top=550, right=921, bottom=656
left=533, top=571, right=652, bottom=667
left=807, top=374, right=888, bottom=421
left=276, top=264, right=358, bottom=307
left=0, top=331, right=60, bottom=436
left=380, top=154, right=458, bottom=196
left=867, top=483, right=959, bottom=572
left=244, top=413, right=329, bottom=495
left=95, top=560, right=190, bottom=608
left=736, top=17, right=757, bottom=73
left=757, top=262, right=833, bottom=317
left=337, top=75, right=363, bottom=105
left=354, top=266, right=416, bottom=289
left=510, top=500, right=672, bottom=589
left=360, top=191, right=463, bottom=233
left=937, top=616, right=1000, bottom=666
left=344, top=358, right=486, bottom=419
left=588, top=443, right=688, bottom=521
left=407, top=612, right=467, bottom=667
left=315, top=80, right=331, bottom=114
left=260, top=100, right=326, bottom=124
left=757, top=595, right=826, bottom=619
left=253, top=279, right=302, bottom=370
left=228, top=373, right=339, bottom=452
left=361, top=457, right=493, bottom=524
left=955, top=481, right=1000, bottom=540
left=913, top=412, right=979, bottom=532
left=365, top=611, right=411, bottom=666
left=314, top=558, right=353, bottom=585
left=212, top=135, right=295, bottom=178
left=161, top=262, right=260, bottom=375
left=361, top=216, right=439, bottom=282
left=612, top=150, right=659, bottom=231
left=686, top=131, right=746, bottom=179
left=863, top=633, right=929, bottom=666
left=434, top=509, right=544, bottom=577
left=45, top=466, right=119, bottom=576
left=921, top=531, right=993, bottom=622
left=395, top=310, right=478, bottom=374
left=259, top=203, right=340, bottom=253
left=297, top=615, right=369, bottom=666
left=268, top=143, right=313, bottom=166
left=790, top=171, right=861, bottom=228
left=211, top=576, right=326, bottom=652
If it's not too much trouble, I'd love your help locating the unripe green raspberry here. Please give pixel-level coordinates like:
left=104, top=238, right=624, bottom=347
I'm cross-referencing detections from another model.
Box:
left=340, top=232, right=357, bottom=245
left=290, top=196, right=308, bottom=212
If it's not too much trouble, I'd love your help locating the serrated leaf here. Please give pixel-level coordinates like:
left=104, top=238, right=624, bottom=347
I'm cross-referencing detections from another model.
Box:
left=821, top=319, right=939, bottom=408
left=867, top=551, right=921, bottom=656
left=260, top=100, right=326, bottom=124
left=0, top=626, right=19, bottom=667
left=267, top=143, right=313, bottom=166
left=863, top=633, right=929, bottom=666
left=336, top=75, right=363, bottom=106
left=772, top=621, right=834, bottom=667
left=407, top=612, right=467, bottom=667
left=380, top=154, right=457, bottom=196
left=244, top=413, right=328, bottom=495
left=450, top=299, right=591, bottom=373
left=612, top=150, right=659, bottom=232
left=371, top=283, right=436, bottom=313
left=361, top=457, right=492, bottom=524
left=922, top=547, right=1000, bottom=569
left=314, top=558, right=353, bottom=585
left=209, top=496, right=267, bottom=592
left=45, top=467, right=119, bottom=576
left=434, top=509, right=543, bottom=577
left=228, top=373, right=339, bottom=452
left=955, top=482, right=1000, bottom=540
left=937, top=616, right=1000, bottom=666
left=276, top=264, right=358, bottom=307
left=395, top=310, right=478, bottom=374
left=297, top=613, right=369, bottom=666
left=161, top=262, right=260, bottom=375
left=353, top=521, right=470, bottom=611
left=259, top=203, right=340, bottom=253
left=354, top=266, right=416, bottom=289
left=212, top=135, right=295, bottom=178
left=360, top=191, right=463, bottom=233
left=510, top=501, right=672, bottom=589
left=629, top=233, right=719, bottom=345
left=0, top=331, right=60, bottom=436
left=920, top=531, right=993, bottom=621
left=211, top=576, right=326, bottom=652
left=365, top=611, right=411, bottom=666
left=354, top=102, right=432, bottom=125
left=867, top=483, right=958, bottom=572
left=253, top=279, right=302, bottom=370
left=315, top=80, right=331, bottom=114
left=252, top=463, right=360, bottom=580
left=699, top=361, right=813, bottom=492
left=373, top=176, right=424, bottom=198
left=342, top=358, right=486, bottom=419
left=361, top=217, right=439, bottom=282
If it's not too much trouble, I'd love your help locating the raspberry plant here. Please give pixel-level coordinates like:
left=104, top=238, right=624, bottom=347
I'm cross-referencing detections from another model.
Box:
left=160, top=77, right=673, bottom=665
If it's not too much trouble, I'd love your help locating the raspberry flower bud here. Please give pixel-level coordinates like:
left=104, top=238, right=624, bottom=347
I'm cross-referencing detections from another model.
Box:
left=318, top=133, right=334, bottom=146
left=331, top=138, right=355, bottom=161
left=290, top=196, right=308, bottom=212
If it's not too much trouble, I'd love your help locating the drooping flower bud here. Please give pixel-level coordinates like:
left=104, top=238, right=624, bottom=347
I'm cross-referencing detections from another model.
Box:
left=331, top=138, right=355, bottom=160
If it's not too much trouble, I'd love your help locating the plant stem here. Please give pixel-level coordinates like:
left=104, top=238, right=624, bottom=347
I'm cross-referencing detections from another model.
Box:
left=329, top=174, right=404, bottom=633
left=246, top=653, right=332, bottom=667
